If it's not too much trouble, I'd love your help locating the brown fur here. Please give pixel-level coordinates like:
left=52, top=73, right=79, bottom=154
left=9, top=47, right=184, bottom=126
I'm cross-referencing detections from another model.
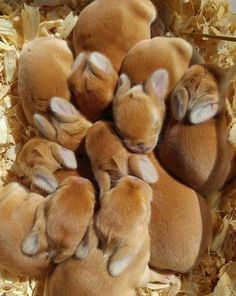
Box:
left=121, top=37, right=198, bottom=94
left=16, top=137, right=77, bottom=194
left=18, top=37, right=73, bottom=127
left=159, top=64, right=236, bottom=196
left=70, top=0, right=156, bottom=121
left=95, top=176, right=152, bottom=277
left=33, top=97, right=92, bottom=152
left=0, top=183, right=51, bottom=277
left=149, top=152, right=213, bottom=273
left=72, top=0, right=156, bottom=72
left=45, top=176, right=152, bottom=296
left=85, top=121, right=158, bottom=198
left=113, top=71, right=168, bottom=153
left=68, top=52, right=118, bottom=121
left=21, top=176, right=95, bottom=264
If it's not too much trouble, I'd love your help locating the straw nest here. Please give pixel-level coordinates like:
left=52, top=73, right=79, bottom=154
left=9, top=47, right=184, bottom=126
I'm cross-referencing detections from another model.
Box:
left=0, top=0, right=235, bottom=295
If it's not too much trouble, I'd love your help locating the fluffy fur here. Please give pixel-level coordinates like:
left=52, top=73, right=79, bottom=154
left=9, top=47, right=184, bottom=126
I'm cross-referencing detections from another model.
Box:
left=85, top=121, right=158, bottom=198
left=70, top=0, right=156, bottom=121
left=33, top=97, right=92, bottom=152
left=158, top=64, right=236, bottom=196
left=121, top=37, right=203, bottom=94
left=21, top=177, right=95, bottom=264
left=113, top=71, right=168, bottom=153
left=18, top=37, right=73, bottom=126
left=16, top=137, right=77, bottom=194
left=0, top=183, right=51, bottom=277
left=149, top=152, right=213, bottom=273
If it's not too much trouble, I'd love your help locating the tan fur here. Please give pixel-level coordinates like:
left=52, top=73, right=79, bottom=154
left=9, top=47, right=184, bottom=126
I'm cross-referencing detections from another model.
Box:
left=18, top=37, right=73, bottom=126
left=16, top=137, right=77, bottom=193
left=45, top=176, right=152, bottom=296
left=159, top=64, right=236, bottom=196
left=95, top=176, right=152, bottom=277
left=68, top=52, right=118, bottom=121
left=149, top=152, right=213, bottom=273
left=121, top=37, right=196, bottom=94
left=85, top=121, right=158, bottom=198
left=21, top=176, right=95, bottom=264
left=70, top=0, right=156, bottom=121
left=0, top=182, right=51, bottom=277
left=113, top=71, right=168, bottom=153
left=72, top=0, right=156, bottom=71
left=33, top=97, right=92, bottom=152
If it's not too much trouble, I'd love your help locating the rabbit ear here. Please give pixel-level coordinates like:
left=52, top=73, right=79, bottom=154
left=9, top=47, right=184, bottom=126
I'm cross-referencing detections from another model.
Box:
left=31, top=165, right=58, bottom=193
left=74, top=225, right=97, bottom=259
left=71, top=52, right=87, bottom=74
left=128, top=155, right=158, bottom=184
left=34, top=114, right=57, bottom=141
left=189, top=97, right=219, bottom=124
left=145, top=69, right=169, bottom=102
left=50, top=97, right=80, bottom=123
left=21, top=203, right=48, bottom=256
left=51, top=144, right=77, bottom=169
left=171, top=87, right=189, bottom=121
left=87, top=52, right=114, bottom=76
left=108, top=244, right=137, bottom=277
left=114, top=74, right=131, bottom=100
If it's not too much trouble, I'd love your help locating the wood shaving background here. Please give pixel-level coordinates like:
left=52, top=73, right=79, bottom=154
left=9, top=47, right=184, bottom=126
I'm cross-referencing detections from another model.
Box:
left=0, top=0, right=235, bottom=295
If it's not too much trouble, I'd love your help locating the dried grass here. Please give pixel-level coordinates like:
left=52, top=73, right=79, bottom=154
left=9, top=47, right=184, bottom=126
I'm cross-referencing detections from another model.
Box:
left=0, top=0, right=235, bottom=295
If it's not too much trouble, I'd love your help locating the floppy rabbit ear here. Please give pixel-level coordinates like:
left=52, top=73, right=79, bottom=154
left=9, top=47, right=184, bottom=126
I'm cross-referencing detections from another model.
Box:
left=34, top=114, right=57, bottom=141
left=114, top=74, right=131, bottom=99
left=108, top=243, right=137, bottom=277
left=128, top=155, right=158, bottom=184
left=189, top=96, right=219, bottom=124
left=31, top=165, right=58, bottom=193
left=145, top=69, right=169, bottom=102
left=50, top=97, right=80, bottom=123
left=51, top=143, right=77, bottom=169
left=171, top=87, right=189, bottom=121
left=87, top=52, right=114, bottom=76
left=21, top=203, right=48, bottom=256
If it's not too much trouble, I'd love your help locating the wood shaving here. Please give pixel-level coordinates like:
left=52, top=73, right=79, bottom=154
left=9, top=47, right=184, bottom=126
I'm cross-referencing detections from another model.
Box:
left=0, top=1, right=235, bottom=296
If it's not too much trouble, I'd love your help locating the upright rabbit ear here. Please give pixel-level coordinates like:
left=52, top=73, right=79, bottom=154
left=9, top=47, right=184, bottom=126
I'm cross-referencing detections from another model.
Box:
left=189, top=96, right=219, bottom=124
left=21, top=203, right=48, bottom=256
left=128, top=155, right=158, bottom=184
left=114, top=74, right=131, bottom=99
left=34, top=114, right=57, bottom=141
left=171, top=87, right=189, bottom=121
left=51, top=144, right=77, bottom=169
left=50, top=97, right=80, bottom=123
left=145, top=69, right=169, bottom=102
left=87, top=52, right=114, bottom=76
left=31, top=165, right=58, bottom=193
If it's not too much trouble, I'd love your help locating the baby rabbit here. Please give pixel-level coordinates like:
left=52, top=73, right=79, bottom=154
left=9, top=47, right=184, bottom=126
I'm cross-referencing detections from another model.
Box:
left=18, top=37, right=73, bottom=127
left=113, top=71, right=169, bottom=153
left=70, top=0, right=156, bottom=121
left=158, top=64, right=236, bottom=196
left=95, top=176, right=152, bottom=277
left=33, top=96, right=92, bottom=152
left=45, top=176, right=152, bottom=296
left=0, top=182, right=51, bottom=277
left=16, top=137, right=77, bottom=194
left=72, top=0, right=156, bottom=72
left=85, top=120, right=158, bottom=197
left=21, top=176, right=95, bottom=264
left=121, top=37, right=203, bottom=95
left=44, top=247, right=149, bottom=296
left=148, top=152, right=213, bottom=273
